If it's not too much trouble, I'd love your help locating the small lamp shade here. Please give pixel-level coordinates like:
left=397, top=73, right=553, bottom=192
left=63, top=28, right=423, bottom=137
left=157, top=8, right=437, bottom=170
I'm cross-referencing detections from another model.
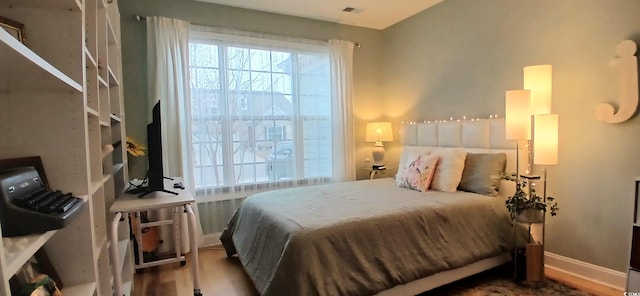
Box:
left=505, top=90, right=531, bottom=140
left=524, top=65, right=553, bottom=115
left=365, top=122, right=393, bottom=142
left=533, top=114, right=558, bottom=165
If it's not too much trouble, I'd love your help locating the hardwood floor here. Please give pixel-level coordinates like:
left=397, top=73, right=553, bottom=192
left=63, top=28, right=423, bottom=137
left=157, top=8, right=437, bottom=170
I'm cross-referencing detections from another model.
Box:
left=132, top=247, right=623, bottom=296
left=132, top=247, right=258, bottom=296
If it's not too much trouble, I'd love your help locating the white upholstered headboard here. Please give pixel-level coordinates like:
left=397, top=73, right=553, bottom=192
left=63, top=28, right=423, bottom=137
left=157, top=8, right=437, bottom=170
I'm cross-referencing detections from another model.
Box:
left=400, top=118, right=526, bottom=196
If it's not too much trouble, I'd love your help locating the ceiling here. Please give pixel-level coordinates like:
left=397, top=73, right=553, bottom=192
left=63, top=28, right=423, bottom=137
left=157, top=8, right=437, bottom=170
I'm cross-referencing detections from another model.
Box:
left=193, top=0, right=444, bottom=30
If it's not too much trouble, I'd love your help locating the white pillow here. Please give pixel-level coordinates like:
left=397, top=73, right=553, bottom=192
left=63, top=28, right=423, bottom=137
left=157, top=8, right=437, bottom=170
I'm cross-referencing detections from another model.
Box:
left=430, top=147, right=467, bottom=192
left=395, top=146, right=435, bottom=184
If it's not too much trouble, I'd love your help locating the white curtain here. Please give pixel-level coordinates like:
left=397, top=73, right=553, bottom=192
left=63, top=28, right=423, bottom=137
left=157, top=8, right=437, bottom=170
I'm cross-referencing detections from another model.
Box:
left=329, top=39, right=356, bottom=181
left=147, top=16, right=204, bottom=253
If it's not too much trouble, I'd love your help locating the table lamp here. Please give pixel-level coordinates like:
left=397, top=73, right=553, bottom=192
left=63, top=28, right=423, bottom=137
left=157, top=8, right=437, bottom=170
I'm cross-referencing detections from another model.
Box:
left=365, top=122, right=393, bottom=169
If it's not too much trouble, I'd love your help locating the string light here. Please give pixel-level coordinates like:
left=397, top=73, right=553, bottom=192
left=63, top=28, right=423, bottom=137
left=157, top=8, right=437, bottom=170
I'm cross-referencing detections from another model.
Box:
left=400, top=114, right=504, bottom=125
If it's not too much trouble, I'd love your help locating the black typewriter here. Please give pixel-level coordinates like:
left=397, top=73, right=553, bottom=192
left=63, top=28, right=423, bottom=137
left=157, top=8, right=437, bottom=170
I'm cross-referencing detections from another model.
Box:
left=0, top=167, right=85, bottom=237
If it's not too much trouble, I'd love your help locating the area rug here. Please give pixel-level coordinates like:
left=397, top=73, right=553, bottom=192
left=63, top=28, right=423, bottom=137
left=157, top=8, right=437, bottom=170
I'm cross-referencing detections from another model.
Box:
left=418, top=265, right=594, bottom=296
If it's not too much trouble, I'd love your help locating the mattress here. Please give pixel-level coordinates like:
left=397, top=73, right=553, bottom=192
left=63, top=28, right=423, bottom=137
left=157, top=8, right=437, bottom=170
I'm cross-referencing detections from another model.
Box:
left=220, top=178, right=518, bottom=296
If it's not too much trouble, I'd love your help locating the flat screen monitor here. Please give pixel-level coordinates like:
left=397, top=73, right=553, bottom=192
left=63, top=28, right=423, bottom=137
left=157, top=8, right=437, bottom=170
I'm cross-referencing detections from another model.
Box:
left=139, top=101, right=177, bottom=197
left=147, top=101, right=164, bottom=192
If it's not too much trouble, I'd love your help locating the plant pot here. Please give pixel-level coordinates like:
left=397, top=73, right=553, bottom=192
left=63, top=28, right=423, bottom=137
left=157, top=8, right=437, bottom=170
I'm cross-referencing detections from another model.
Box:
left=516, top=208, right=544, bottom=223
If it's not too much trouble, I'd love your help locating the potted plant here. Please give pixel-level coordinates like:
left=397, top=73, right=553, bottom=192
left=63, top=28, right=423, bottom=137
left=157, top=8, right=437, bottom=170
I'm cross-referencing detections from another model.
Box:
left=503, top=173, right=559, bottom=223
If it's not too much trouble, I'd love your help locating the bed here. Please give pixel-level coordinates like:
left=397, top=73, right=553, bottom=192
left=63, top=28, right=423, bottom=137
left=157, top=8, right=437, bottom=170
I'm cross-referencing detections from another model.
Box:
left=220, top=118, right=527, bottom=296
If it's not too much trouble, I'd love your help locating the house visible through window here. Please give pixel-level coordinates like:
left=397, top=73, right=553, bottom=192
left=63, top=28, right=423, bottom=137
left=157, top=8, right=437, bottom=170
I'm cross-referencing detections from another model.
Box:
left=266, top=126, right=285, bottom=141
left=189, top=30, right=333, bottom=188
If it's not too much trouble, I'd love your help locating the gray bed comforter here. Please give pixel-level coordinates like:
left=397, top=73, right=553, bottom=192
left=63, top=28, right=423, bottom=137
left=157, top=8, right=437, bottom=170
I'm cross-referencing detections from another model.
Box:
left=220, top=178, right=516, bottom=296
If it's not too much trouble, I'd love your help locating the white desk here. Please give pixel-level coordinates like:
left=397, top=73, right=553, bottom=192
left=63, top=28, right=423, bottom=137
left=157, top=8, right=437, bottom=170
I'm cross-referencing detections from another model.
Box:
left=109, top=177, right=201, bottom=296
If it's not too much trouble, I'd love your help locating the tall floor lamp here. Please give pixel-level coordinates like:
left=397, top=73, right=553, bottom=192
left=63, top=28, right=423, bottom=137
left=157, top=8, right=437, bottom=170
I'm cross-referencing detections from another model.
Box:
left=524, top=64, right=558, bottom=284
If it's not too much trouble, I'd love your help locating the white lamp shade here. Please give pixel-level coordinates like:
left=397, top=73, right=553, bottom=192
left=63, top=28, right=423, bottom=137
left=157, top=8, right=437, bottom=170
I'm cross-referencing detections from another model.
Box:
left=365, top=122, right=393, bottom=142
left=533, top=114, right=558, bottom=165
left=524, top=65, right=552, bottom=115
left=505, top=89, right=532, bottom=140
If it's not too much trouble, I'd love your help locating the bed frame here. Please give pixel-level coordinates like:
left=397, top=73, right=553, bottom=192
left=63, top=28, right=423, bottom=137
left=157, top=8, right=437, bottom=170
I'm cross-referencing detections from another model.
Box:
left=377, top=117, right=523, bottom=295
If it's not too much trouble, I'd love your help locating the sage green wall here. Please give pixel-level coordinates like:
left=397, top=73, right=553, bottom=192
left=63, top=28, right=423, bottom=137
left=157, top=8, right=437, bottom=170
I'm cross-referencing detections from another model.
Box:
left=119, top=0, right=639, bottom=273
left=382, top=0, right=640, bottom=272
left=118, top=0, right=384, bottom=180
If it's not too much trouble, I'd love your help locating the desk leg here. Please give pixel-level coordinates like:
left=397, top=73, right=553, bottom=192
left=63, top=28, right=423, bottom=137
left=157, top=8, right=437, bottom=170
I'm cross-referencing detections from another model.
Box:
left=173, top=206, right=181, bottom=262
left=110, top=212, right=123, bottom=296
left=185, top=204, right=202, bottom=296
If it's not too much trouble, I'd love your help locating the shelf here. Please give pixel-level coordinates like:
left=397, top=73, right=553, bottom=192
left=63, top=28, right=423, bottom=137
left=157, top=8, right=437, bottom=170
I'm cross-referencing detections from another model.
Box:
left=9, top=0, right=81, bottom=9
left=91, top=179, right=103, bottom=196
left=87, top=107, right=100, bottom=117
left=0, top=1, right=128, bottom=294
left=107, top=18, right=118, bottom=45
left=110, top=113, right=122, bottom=123
left=2, top=230, right=57, bottom=276
left=85, top=47, right=98, bottom=69
left=95, top=235, right=108, bottom=255
left=62, top=281, right=96, bottom=296
left=98, top=76, right=109, bottom=88
left=102, top=144, right=114, bottom=159
left=108, top=66, right=120, bottom=87
left=103, top=173, right=113, bottom=185
left=113, top=163, right=125, bottom=175
left=0, top=29, right=82, bottom=92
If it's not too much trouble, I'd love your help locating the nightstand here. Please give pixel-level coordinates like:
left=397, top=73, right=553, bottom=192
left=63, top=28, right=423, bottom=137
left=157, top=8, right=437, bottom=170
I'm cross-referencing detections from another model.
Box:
left=369, top=166, right=387, bottom=179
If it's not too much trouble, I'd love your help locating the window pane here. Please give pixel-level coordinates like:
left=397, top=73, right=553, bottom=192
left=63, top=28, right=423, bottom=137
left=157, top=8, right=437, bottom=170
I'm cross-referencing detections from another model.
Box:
left=271, top=51, right=291, bottom=73
left=228, top=70, right=251, bottom=91
left=267, top=140, right=295, bottom=181
left=191, top=67, right=220, bottom=90
left=190, top=43, right=219, bottom=68
left=272, top=73, right=291, bottom=95
left=228, top=47, right=250, bottom=70
left=250, top=49, right=271, bottom=72
left=251, top=71, right=272, bottom=93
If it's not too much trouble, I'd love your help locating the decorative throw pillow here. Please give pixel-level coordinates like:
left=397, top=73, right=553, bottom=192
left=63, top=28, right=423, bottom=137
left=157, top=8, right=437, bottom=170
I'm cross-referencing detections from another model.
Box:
left=395, top=146, right=435, bottom=185
left=430, top=148, right=467, bottom=192
left=458, top=153, right=507, bottom=196
left=397, top=154, right=439, bottom=192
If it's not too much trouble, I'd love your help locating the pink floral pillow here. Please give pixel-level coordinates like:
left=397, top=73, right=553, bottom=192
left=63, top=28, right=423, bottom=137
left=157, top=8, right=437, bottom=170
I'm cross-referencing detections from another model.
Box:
left=396, top=154, right=439, bottom=192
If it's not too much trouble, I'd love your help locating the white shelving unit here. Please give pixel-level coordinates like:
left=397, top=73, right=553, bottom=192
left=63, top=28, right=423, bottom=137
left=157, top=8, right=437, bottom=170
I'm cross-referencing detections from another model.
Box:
left=0, top=0, right=132, bottom=295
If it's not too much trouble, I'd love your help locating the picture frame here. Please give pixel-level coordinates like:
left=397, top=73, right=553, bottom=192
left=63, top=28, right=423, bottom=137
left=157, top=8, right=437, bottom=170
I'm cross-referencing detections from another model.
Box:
left=0, top=15, right=25, bottom=44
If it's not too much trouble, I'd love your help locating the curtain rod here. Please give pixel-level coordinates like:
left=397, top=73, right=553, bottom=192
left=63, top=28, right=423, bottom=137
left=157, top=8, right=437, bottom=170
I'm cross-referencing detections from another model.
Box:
left=133, top=14, right=361, bottom=48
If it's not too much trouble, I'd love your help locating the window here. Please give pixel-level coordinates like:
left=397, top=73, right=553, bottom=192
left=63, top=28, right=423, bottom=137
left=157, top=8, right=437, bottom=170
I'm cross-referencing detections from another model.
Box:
left=189, top=30, right=333, bottom=188
left=266, top=126, right=285, bottom=141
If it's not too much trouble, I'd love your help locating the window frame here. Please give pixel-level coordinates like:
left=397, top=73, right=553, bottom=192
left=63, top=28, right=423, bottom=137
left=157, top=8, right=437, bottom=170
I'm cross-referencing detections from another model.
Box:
left=189, top=30, right=332, bottom=189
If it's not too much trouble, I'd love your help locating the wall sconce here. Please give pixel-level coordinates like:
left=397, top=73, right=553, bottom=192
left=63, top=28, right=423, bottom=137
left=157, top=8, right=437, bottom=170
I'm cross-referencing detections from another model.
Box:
left=365, top=122, right=393, bottom=169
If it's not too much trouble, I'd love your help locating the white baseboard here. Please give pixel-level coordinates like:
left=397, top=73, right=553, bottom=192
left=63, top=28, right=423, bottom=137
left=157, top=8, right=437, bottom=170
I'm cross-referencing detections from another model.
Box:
left=545, top=251, right=627, bottom=291
left=200, top=241, right=627, bottom=290
left=203, top=232, right=223, bottom=247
